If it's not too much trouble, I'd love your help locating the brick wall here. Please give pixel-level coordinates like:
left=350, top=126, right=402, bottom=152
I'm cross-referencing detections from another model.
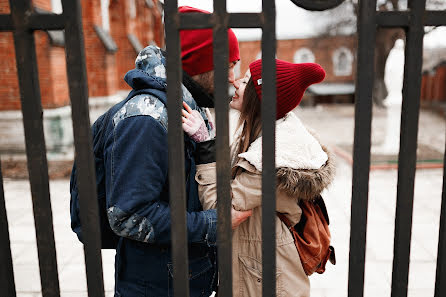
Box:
left=0, top=0, right=163, bottom=111
left=81, top=0, right=117, bottom=98
left=421, top=65, right=446, bottom=103
left=238, top=35, right=357, bottom=83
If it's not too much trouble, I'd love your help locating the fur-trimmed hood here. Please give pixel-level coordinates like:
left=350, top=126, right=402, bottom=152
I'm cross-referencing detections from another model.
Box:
left=238, top=112, right=335, bottom=201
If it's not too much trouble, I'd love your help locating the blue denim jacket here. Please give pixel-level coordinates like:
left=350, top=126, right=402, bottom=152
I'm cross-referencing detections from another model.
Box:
left=105, top=46, right=217, bottom=297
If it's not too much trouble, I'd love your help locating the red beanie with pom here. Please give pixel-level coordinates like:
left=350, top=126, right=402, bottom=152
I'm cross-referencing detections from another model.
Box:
left=179, top=6, right=240, bottom=76
left=249, top=59, right=326, bottom=119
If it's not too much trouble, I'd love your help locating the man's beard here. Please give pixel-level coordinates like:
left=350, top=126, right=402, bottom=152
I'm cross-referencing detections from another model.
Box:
left=192, top=71, right=214, bottom=95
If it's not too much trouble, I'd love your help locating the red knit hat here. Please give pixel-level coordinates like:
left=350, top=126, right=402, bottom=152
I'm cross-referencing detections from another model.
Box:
left=179, top=6, right=240, bottom=76
left=249, top=59, right=326, bottom=119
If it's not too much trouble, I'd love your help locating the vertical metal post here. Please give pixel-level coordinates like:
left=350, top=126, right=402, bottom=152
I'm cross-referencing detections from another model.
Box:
left=261, top=1, right=277, bottom=296
left=0, top=162, right=16, bottom=297
left=435, top=146, right=446, bottom=297
left=61, top=1, right=105, bottom=297
left=9, top=1, right=61, bottom=296
left=165, top=1, right=190, bottom=297
left=213, top=1, right=233, bottom=297
left=348, top=1, right=376, bottom=297
left=391, top=1, right=425, bottom=296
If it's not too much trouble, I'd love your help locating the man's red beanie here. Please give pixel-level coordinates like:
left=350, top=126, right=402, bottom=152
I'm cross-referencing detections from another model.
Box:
left=179, top=6, right=240, bottom=76
left=249, top=59, right=326, bottom=119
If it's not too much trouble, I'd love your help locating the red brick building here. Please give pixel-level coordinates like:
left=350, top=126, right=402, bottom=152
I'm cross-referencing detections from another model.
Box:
left=237, top=35, right=357, bottom=104
left=421, top=48, right=446, bottom=107
left=0, top=0, right=163, bottom=154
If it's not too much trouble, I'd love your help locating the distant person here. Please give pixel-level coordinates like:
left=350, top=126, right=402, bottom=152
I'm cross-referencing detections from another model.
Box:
left=182, top=59, right=335, bottom=296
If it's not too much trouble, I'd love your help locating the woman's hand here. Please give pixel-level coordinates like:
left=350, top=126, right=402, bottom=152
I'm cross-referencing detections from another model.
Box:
left=182, top=102, right=210, bottom=143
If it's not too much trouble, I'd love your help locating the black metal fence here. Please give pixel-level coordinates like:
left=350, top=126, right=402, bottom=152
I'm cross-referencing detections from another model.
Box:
left=0, top=0, right=445, bottom=297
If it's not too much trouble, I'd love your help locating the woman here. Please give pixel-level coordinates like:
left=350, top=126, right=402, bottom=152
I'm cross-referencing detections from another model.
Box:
left=182, top=59, right=335, bottom=297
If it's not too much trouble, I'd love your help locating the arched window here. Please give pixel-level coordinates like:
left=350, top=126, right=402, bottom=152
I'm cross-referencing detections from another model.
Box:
left=293, top=48, right=315, bottom=63
left=101, top=0, right=110, bottom=31
left=333, top=47, right=353, bottom=76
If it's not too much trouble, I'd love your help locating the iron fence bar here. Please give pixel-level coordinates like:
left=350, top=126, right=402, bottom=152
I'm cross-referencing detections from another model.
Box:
left=61, top=1, right=105, bottom=297
left=28, top=13, right=66, bottom=31
left=376, top=10, right=446, bottom=28
left=179, top=13, right=264, bottom=29
left=376, top=11, right=409, bottom=28
left=347, top=1, right=376, bottom=297
left=391, top=1, right=426, bottom=297
left=228, top=13, right=263, bottom=28
left=0, top=162, right=16, bottom=297
left=290, top=0, right=345, bottom=11
left=179, top=13, right=212, bottom=29
left=9, top=1, right=61, bottom=296
left=165, top=1, right=190, bottom=297
left=213, top=1, right=232, bottom=296
left=0, top=15, right=14, bottom=31
left=261, top=0, right=277, bottom=296
left=425, top=11, right=446, bottom=26
left=435, top=146, right=446, bottom=297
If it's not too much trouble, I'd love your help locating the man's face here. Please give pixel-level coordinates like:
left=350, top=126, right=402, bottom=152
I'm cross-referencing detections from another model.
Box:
left=192, top=60, right=239, bottom=95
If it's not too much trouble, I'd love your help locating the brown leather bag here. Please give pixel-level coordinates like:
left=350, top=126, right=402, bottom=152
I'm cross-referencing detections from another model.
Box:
left=277, top=195, right=336, bottom=275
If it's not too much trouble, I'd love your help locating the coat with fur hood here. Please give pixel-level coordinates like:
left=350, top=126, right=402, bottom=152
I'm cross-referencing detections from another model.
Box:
left=195, top=112, right=335, bottom=297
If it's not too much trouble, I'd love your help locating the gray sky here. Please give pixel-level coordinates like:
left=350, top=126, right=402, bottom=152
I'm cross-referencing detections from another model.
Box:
left=176, top=0, right=446, bottom=47
left=177, top=0, right=319, bottom=40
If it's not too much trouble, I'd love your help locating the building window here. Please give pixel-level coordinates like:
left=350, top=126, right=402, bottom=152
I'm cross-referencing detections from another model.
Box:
left=293, top=48, right=315, bottom=63
left=51, top=0, right=62, bottom=14
left=129, top=0, right=137, bottom=19
left=101, top=0, right=110, bottom=32
left=333, top=47, right=353, bottom=76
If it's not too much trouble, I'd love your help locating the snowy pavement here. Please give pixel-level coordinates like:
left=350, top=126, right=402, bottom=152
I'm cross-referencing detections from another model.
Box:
left=3, top=104, right=445, bottom=297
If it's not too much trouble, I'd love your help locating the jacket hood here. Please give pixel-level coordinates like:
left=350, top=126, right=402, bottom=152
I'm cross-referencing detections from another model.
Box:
left=124, top=46, right=168, bottom=91
left=276, top=144, right=335, bottom=201
left=238, top=112, right=335, bottom=201
left=124, top=45, right=215, bottom=136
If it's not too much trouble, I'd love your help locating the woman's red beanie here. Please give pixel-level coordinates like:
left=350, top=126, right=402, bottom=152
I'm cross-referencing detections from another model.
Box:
left=249, top=59, right=326, bottom=119
left=179, top=6, right=240, bottom=76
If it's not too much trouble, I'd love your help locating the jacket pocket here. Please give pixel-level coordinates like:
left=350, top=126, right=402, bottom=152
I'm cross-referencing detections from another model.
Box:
left=167, top=255, right=214, bottom=297
left=239, top=255, right=283, bottom=297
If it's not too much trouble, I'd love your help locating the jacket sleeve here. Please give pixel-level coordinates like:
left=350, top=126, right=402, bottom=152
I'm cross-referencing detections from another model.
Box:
left=196, top=160, right=301, bottom=224
left=106, top=115, right=217, bottom=246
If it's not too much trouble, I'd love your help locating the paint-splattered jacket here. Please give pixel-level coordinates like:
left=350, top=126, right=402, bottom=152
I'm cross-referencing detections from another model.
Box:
left=104, top=46, right=217, bottom=297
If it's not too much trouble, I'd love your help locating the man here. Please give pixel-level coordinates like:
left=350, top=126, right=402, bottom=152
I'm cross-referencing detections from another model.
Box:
left=104, top=6, right=251, bottom=297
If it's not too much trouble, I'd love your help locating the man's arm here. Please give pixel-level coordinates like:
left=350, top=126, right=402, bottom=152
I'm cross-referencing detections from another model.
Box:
left=105, top=115, right=217, bottom=245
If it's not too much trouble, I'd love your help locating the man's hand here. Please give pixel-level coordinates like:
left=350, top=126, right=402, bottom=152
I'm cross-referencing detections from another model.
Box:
left=231, top=208, right=252, bottom=229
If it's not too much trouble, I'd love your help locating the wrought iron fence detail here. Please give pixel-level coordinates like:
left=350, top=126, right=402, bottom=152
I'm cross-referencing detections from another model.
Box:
left=9, top=1, right=61, bottom=296
left=164, top=1, right=191, bottom=296
left=61, top=0, right=106, bottom=296
left=391, top=1, right=426, bottom=296
left=0, top=0, right=445, bottom=297
left=348, top=1, right=377, bottom=297
left=289, top=0, right=345, bottom=11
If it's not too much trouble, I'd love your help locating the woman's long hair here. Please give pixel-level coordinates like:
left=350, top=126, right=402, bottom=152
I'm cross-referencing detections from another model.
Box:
left=231, top=77, right=262, bottom=178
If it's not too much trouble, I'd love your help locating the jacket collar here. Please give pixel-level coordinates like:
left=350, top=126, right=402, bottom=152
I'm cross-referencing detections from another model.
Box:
left=182, top=71, right=215, bottom=108
left=238, top=112, right=328, bottom=171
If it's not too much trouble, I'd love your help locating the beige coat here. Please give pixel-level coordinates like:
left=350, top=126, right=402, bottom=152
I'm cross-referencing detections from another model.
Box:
left=195, top=113, right=335, bottom=297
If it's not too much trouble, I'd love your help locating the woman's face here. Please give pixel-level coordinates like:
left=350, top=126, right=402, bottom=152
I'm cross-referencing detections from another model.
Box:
left=230, top=69, right=251, bottom=111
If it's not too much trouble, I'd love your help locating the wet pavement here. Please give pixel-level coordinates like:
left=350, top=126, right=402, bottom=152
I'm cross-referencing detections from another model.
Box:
left=4, top=104, right=445, bottom=297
